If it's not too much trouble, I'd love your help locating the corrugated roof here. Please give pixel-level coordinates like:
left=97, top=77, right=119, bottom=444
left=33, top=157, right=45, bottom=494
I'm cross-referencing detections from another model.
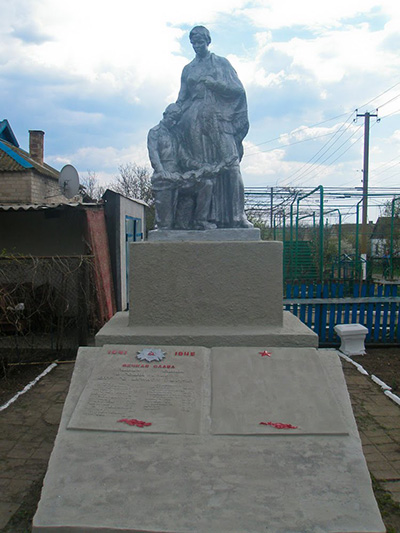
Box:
left=0, top=202, right=100, bottom=211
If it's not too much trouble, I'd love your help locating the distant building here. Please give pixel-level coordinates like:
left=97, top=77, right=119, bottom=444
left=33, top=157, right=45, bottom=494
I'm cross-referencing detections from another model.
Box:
left=0, top=119, right=68, bottom=204
left=370, top=217, right=400, bottom=257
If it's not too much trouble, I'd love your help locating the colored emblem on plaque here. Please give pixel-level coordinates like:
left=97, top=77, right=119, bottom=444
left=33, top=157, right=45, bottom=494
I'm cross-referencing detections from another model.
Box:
left=137, top=348, right=166, bottom=363
left=259, top=350, right=271, bottom=357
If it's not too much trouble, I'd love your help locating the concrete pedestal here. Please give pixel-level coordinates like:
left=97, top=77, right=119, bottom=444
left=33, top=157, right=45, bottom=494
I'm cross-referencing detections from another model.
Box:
left=96, top=241, right=318, bottom=348
left=334, top=323, right=368, bottom=356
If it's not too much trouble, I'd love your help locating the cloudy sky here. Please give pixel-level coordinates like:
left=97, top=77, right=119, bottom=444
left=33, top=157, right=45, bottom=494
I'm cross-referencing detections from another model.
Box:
left=2, top=0, right=400, bottom=213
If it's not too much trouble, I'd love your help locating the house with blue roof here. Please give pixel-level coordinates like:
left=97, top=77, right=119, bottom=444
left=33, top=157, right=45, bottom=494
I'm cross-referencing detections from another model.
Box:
left=0, top=120, right=67, bottom=204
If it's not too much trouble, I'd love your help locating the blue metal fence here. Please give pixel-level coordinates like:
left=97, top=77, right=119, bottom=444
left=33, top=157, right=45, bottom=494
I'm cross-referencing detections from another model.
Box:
left=284, top=282, right=400, bottom=345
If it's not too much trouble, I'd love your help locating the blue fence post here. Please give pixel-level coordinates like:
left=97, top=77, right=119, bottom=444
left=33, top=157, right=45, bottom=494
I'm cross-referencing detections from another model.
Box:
left=314, top=283, right=322, bottom=337
left=285, top=283, right=292, bottom=312
left=293, top=284, right=299, bottom=317
left=359, top=283, right=367, bottom=326
left=382, top=284, right=390, bottom=342
left=390, top=285, right=397, bottom=342
left=320, top=284, right=329, bottom=342
left=373, top=285, right=383, bottom=342
left=306, top=284, right=314, bottom=330
left=300, top=283, right=307, bottom=323
left=328, top=283, right=337, bottom=342
left=366, top=283, right=375, bottom=342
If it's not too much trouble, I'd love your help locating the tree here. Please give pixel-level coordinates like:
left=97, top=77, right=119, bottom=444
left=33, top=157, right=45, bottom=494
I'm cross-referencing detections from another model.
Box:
left=380, top=197, right=400, bottom=218
left=80, top=171, right=105, bottom=202
left=109, top=163, right=155, bottom=232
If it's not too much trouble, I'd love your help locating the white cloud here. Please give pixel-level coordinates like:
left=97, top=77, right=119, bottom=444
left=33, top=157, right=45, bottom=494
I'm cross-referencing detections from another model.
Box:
left=47, top=140, right=150, bottom=181
left=2, top=0, right=399, bottom=197
left=241, top=0, right=388, bottom=30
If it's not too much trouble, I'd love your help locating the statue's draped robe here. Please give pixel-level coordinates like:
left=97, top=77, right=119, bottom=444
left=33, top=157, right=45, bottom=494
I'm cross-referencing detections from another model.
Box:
left=177, top=53, right=249, bottom=227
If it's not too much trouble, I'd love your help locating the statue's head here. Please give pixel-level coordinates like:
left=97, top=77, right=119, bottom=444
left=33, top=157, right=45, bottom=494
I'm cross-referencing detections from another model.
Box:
left=189, top=26, right=211, bottom=45
left=189, top=26, right=211, bottom=57
left=163, top=103, right=181, bottom=128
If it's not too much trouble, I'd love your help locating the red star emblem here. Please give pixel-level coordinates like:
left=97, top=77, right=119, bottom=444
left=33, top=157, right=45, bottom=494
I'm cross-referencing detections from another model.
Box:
left=259, top=350, right=271, bottom=357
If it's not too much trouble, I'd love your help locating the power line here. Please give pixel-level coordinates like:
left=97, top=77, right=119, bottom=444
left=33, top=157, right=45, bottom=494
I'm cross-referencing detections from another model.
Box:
left=371, top=154, right=400, bottom=173
left=244, top=111, right=351, bottom=154
left=281, top=122, right=363, bottom=187
left=357, top=80, right=400, bottom=110
left=376, top=92, right=400, bottom=110
left=371, top=160, right=400, bottom=178
left=243, top=131, right=334, bottom=158
left=380, top=107, right=400, bottom=120
left=277, top=113, right=355, bottom=185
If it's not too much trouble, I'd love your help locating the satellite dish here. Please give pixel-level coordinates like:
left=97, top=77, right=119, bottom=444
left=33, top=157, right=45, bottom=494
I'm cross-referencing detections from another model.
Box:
left=59, top=164, right=80, bottom=199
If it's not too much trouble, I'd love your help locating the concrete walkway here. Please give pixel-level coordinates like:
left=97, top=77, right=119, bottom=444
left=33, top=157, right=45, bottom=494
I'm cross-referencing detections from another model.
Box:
left=0, top=355, right=400, bottom=530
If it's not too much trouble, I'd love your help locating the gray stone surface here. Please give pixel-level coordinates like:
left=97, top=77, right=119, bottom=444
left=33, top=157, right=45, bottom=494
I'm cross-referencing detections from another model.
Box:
left=211, top=346, right=347, bottom=435
left=148, top=26, right=252, bottom=231
left=33, top=345, right=385, bottom=532
left=129, top=241, right=283, bottom=328
left=148, top=227, right=261, bottom=241
left=96, top=310, right=318, bottom=348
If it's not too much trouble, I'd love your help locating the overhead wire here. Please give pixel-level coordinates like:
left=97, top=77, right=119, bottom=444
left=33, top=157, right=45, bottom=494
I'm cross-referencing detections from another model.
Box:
left=357, top=80, right=400, bottom=110
left=376, top=92, right=400, bottom=111
left=245, top=81, right=400, bottom=192
left=379, top=107, right=400, bottom=120
left=276, top=112, right=355, bottom=185
left=281, top=120, right=363, bottom=187
left=371, top=154, right=400, bottom=173
left=243, top=131, right=334, bottom=158
left=371, top=160, right=400, bottom=179
left=244, top=111, right=351, bottom=154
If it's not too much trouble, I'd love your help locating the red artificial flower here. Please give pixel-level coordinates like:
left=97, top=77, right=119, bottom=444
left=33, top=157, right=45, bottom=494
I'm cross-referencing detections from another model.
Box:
left=259, top=421, right=298, bottom=429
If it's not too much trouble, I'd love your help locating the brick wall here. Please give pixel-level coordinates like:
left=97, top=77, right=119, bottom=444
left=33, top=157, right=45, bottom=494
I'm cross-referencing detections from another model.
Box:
left=31, top=172, right=65, bottom=204
left=0, top=171, right=66, bottom=204
left=0, top=171, right=33, bottom=203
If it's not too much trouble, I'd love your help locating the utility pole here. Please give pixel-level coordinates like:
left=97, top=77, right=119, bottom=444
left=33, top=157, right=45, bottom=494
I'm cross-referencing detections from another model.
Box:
left=356, top=110, right=378, bottom=278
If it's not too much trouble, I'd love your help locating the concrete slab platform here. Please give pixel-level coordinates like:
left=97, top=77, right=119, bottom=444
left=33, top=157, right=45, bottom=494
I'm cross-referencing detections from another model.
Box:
left=96, top=310, right=318, bottom=348
left=33, top=345, right=384, bottom=533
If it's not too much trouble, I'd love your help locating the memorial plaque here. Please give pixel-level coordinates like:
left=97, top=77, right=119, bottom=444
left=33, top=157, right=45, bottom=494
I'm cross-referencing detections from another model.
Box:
left=211, top=347, right=348, bottom=435
left=68, top=345, right=208, bottom=434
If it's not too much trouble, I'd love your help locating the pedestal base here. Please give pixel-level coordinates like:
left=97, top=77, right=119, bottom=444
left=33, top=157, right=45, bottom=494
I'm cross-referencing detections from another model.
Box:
left=33, top=346, right=384, bottom=533
left=96, top=310, right=318, bottom=347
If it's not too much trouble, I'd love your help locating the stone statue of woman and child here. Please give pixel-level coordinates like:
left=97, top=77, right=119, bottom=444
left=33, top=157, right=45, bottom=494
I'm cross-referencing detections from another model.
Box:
left=147, top=25, right=253, bottom=231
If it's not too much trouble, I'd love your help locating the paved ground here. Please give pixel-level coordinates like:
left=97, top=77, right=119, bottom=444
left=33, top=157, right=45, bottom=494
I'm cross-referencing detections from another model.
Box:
left=0, top=363, right=74, bottom=531
left=1, top=356, right=400, bottom=531
left=342, top=359, right=400, bottom=501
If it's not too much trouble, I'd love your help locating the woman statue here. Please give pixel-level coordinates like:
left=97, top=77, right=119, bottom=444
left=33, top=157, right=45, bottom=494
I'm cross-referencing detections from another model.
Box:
left=176, top=26, right=252, bottom=228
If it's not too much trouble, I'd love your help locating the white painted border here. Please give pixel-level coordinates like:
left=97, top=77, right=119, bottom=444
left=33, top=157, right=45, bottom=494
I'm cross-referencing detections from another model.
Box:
left=0, top=363, right=58, bottom=412
left=338, top=352, right=400, bottom=407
